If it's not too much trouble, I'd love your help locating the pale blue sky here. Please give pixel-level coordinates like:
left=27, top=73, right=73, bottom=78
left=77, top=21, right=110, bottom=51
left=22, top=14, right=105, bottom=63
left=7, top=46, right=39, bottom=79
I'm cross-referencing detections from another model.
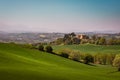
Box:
left=0, top=0, right=120, bottom=32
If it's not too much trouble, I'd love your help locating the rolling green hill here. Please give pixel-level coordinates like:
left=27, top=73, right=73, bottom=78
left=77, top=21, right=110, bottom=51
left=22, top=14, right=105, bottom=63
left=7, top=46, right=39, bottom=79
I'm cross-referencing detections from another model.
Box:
left=53, top=44, right=120, bottom=54
left=0, top=43, right=120, bottom=80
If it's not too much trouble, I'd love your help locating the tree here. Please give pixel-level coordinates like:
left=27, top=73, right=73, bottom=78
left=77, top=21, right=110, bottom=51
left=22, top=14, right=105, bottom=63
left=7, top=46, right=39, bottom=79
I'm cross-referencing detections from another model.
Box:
left=107, top=38, right=114, bottom=45
left=69, top=51, right=80, bottom=61
left=72, top=38, right=80, bottom=44
left=38, top=45, right=44, bottom=51
left=70, top=32, right=76, bottom=37
left=98, top=37, right=106, bottom=45
left=113, top=54, right=120, bottom=71
left=60, top=48, right=72, bottom=57
left=92, top=35, right=97, bottom=40
left=101, top=54, right=107, bottom=65
left=63, top=34, right=70, bottom=41
left=45, top=45, right=53, bottom=53
left=63, top=32, right=77, bottom=45
left=64, top=38, right=72, bottom=45
left=104, top=53, right=116, bottom=65
left=55, top=38, right=63, bottom=45
left=60, top=52, right=69, bottom=58
left=95, top=40, right=99, bottom=45
left=84, top=54, right=94, bottom=64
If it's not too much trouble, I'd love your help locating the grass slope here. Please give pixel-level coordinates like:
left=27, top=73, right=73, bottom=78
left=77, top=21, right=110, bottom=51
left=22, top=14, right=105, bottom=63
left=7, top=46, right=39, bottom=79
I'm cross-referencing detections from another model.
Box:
left=0, top=43, right=120, bottom=80
left=53, top=44, right=120, bottom=54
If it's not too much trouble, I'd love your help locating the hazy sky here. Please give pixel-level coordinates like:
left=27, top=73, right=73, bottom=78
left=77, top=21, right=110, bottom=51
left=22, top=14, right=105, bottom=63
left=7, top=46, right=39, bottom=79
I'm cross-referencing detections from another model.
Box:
left=0, top=0, right=120, bottom=32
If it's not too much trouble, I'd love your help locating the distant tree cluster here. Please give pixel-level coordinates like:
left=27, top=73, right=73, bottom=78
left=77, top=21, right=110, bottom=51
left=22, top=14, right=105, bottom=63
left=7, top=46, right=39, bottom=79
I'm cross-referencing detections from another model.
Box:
left=51, top=33, right=120, bottom=45
left=107, top=38, right=120, bottom=45
left=51, top=32, right=80, bottom=45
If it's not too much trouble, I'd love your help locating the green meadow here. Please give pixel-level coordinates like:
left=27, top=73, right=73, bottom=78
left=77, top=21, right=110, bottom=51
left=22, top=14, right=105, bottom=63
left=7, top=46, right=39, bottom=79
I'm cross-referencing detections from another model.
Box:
left=53, top=44, right=120, bottom=54
left=0, top=43, right=120, bottom=80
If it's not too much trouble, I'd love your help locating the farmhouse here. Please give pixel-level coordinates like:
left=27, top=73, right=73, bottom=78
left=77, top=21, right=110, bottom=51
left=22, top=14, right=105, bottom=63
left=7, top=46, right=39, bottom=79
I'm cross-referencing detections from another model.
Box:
left=76, top=34, right=89, bottom=39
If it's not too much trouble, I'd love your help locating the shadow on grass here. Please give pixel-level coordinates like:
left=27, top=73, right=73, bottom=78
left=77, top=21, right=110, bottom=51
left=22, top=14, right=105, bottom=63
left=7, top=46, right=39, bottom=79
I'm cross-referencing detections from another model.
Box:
left=108, top=71, right=120, bottom=74
left=46, top=51, right=98, bottom=67
left=39, top=50, right=97, bottom=67
left=86, top=63, right=97, bottom=67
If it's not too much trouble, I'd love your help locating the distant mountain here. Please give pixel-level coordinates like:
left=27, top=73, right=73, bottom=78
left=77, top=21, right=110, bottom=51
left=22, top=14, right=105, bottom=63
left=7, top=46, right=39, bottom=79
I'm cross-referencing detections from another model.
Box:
left=0, top=31, right=6, bottom=33
left=92, top=31, right=120, bottom=34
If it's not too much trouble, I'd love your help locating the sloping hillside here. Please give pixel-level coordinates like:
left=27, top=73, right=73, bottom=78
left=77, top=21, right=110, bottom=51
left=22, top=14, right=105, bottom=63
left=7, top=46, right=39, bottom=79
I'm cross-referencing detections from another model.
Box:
left=0, top=43, right=119, bottom=80
left=53, top=44, right=120, bottom=54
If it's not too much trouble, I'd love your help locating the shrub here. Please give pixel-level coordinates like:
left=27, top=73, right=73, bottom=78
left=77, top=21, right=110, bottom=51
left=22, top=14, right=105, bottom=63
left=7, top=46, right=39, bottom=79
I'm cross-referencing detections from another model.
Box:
left=59, top=49, right=72, bottom=58
left=23, top=44, right=34, bottom=49
left=69, top=51, right=80, bottom=61
left=107, top=53, right=116, bottom=65
left=84, top=54, right=94, bottom=64
left=113, top=54, right=120, bottom=71
left=45, top=45, right=53, bottom=53
left=94, top=53, right=102, bottom=64
left=38, top=45, right=44, bottom=51
left=101, top=54, right=107, bottom=65
left=94, top=53, right=116, bottom=65
left=98, top=37, right=106, bottom=45
left=60, top=52, right=69, bottom=58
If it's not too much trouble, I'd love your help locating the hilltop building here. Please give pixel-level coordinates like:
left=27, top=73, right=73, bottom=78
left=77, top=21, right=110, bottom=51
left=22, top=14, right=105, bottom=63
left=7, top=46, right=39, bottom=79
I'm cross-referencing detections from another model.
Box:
left=76, top=34, right=89, bottom=39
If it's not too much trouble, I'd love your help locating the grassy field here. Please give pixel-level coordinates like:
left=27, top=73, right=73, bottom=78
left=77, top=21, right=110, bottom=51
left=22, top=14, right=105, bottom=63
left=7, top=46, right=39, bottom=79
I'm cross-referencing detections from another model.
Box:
left=0, top=43, right=120, bottom=80
left=53, top=44, right=120, bottom=54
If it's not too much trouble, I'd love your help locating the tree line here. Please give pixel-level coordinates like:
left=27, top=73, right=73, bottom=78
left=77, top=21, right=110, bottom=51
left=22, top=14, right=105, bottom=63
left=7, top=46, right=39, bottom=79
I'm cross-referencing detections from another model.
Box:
left=37, top=45, right=120, bottom=71
left=50, top=32, right=120, bottom=45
